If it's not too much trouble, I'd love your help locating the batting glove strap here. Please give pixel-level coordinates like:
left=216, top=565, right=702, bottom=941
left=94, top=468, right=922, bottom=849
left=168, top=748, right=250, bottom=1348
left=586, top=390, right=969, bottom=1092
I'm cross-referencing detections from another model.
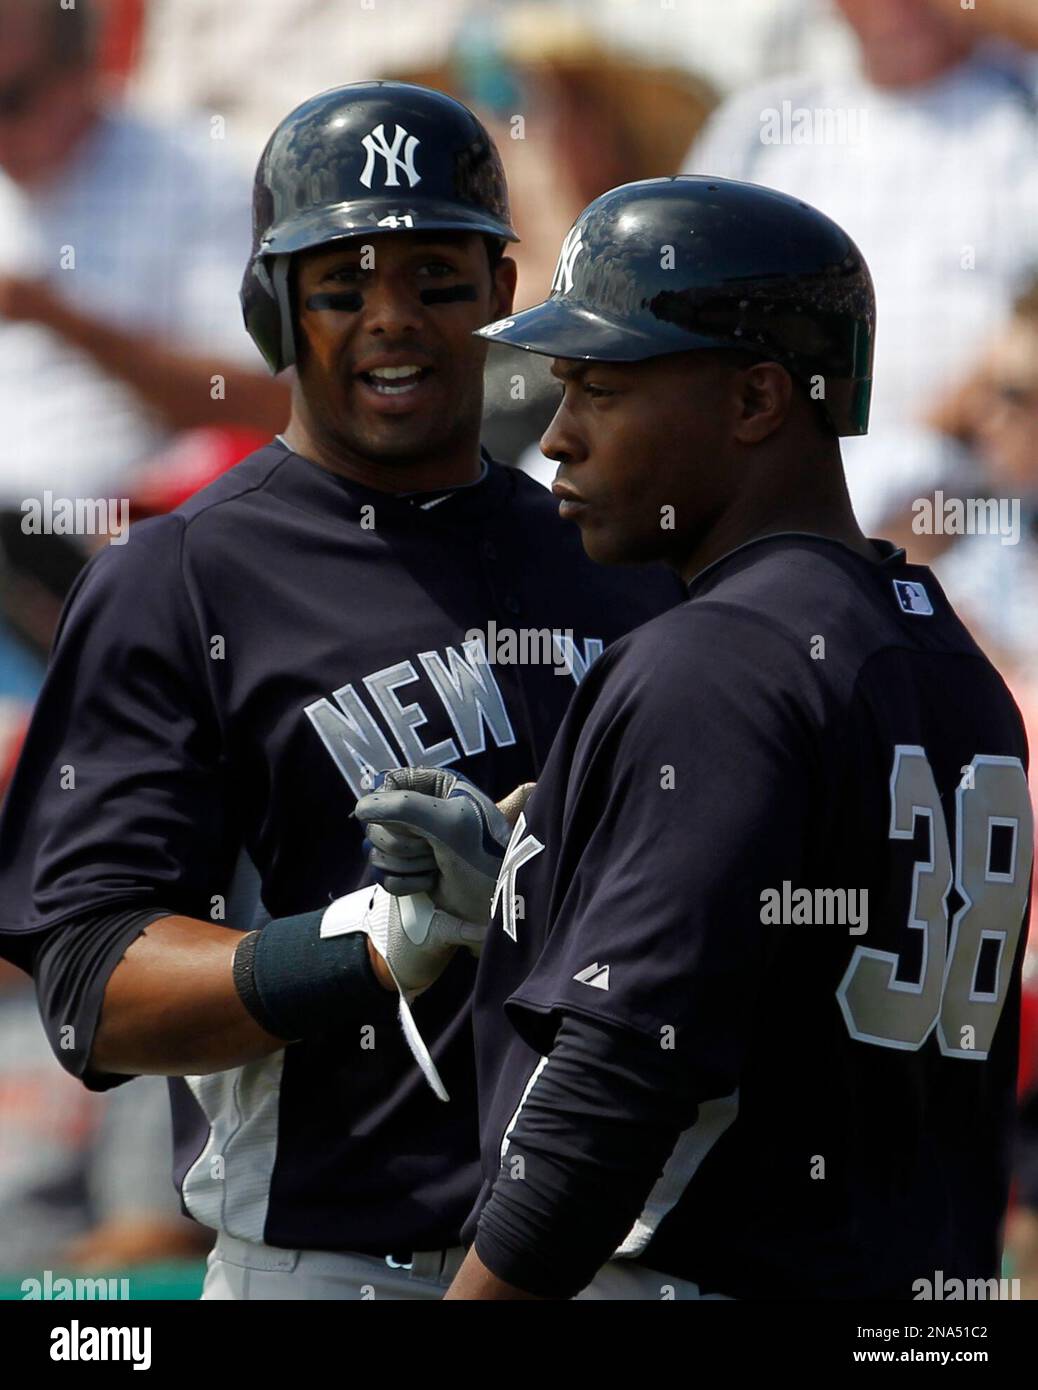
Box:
left=321, top=885, right=486, bottom=1102
left=324, top=885, right=486, bottom=996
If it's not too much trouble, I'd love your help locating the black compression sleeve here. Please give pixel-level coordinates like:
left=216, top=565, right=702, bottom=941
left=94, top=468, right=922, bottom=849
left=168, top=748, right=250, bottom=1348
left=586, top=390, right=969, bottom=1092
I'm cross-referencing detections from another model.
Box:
left=473, top=1012, right=700, bottom=1298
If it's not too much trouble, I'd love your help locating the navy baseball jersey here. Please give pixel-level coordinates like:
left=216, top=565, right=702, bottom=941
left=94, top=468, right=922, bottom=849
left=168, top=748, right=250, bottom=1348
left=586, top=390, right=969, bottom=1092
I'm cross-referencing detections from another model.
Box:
left=469, top=534, right=1033, bottom=1298
left=0, top=440, right=680, bottom=1254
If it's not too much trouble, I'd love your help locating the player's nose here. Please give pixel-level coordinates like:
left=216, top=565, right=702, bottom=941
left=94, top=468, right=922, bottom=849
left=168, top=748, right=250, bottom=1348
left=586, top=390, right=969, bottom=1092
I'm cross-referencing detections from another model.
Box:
left=540, top=400, right=586, bottom=467
left=361, top=276, right=423, bottom=337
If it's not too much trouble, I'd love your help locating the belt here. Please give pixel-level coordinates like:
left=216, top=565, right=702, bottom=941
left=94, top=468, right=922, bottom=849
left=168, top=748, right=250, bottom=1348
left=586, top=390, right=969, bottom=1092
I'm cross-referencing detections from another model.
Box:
left=387, top=1248, right=464, bottom=1281
left=212, top=1232, right=463, bottom=1283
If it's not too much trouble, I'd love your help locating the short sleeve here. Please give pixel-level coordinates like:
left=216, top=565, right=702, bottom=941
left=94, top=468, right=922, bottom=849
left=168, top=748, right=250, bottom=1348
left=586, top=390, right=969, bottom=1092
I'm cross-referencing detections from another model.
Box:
left=508, top=606, right=819, bottom=1099
left=0, top=515, right=229, bottom=938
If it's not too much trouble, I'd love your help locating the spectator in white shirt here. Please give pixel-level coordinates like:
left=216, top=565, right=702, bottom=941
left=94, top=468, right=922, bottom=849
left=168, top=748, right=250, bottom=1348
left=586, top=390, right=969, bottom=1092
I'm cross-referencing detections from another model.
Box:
left=925, top=282, right=1038, bottom=681
left=683, top=0, right=1038, bottom=534
left=0, top=0, right=288, bottom=511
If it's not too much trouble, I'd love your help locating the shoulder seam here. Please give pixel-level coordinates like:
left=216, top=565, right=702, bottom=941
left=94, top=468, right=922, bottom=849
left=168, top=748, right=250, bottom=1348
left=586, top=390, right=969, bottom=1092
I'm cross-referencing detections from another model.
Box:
left=178, top=448, right=293, bottom=531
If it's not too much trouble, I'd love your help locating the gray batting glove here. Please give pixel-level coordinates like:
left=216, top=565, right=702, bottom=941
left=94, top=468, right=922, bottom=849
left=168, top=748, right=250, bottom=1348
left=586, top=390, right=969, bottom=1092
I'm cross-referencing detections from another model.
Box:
left=356, top=767, right=515, bottom=925
left=364, top=886, right=486, bottom=995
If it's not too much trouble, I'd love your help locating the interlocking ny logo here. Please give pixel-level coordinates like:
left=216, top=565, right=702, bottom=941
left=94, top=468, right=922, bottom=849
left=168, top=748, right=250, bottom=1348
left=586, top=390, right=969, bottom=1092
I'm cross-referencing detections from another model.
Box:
left=551, top=226, right=584, bottom=295
left=359, top=123, right=421, bottom=189
left=491, top=812, right=545, bottom=942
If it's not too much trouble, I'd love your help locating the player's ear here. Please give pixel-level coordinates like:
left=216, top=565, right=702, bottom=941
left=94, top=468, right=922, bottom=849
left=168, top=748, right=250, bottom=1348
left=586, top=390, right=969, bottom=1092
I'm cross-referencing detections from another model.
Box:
left=490, top=255, right=518, bottom=320
left=731, top=361, right=793, bottom=445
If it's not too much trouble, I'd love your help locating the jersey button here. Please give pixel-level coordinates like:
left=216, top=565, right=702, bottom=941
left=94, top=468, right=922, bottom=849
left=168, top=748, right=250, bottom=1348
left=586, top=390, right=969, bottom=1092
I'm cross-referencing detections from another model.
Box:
left=481, top=540, right=498, bottom=561
left=503, top=594, right=521, bottom=614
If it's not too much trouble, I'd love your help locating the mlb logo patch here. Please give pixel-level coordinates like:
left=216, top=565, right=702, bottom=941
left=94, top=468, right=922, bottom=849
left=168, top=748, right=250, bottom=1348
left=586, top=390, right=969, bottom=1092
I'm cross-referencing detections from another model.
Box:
left=893, top=579, right=933, bottom=616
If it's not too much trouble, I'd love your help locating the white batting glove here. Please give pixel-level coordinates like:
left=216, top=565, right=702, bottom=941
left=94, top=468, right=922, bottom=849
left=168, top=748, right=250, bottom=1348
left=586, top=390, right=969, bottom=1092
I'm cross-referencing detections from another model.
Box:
left=366, top=887, right=486, bottom=995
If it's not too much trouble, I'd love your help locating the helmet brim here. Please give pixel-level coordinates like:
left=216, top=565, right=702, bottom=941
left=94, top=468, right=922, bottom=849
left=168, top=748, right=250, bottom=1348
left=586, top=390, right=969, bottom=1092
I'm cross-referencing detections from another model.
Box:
left=261, top=198, right=518, bottom=255
left=476, top=294, right=873, bottom=435
left=476, top=296, right=727, bottom=361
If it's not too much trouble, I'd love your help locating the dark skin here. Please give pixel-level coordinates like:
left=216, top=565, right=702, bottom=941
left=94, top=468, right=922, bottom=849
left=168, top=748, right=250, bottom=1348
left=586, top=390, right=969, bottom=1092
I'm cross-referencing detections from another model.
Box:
left=90, top=231, right=517, bottom=1077
left=544, top=351, right=877, bottom=581
left=446, top=349, right=879, bottom=1300
left=284, top=232, right=517, bottom=492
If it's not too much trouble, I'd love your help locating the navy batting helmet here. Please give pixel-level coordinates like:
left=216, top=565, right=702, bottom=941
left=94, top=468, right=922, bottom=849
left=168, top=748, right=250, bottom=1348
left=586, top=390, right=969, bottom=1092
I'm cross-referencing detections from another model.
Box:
left=242, top=81, right=518, bottom=373
left=477, top=176, right=875, bottom=436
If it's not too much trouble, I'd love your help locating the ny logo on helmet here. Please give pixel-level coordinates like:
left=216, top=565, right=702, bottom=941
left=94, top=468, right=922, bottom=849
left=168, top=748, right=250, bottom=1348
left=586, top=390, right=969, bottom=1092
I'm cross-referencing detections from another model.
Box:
left=551, top=226, right=584, bottom=296
left=359, top=123, right=421, bottom=190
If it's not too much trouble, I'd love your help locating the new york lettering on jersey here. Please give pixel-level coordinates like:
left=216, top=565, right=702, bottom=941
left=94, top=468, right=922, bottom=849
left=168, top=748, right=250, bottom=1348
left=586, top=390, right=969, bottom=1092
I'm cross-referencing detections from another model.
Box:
left=306, top=632, right=603, bottom=802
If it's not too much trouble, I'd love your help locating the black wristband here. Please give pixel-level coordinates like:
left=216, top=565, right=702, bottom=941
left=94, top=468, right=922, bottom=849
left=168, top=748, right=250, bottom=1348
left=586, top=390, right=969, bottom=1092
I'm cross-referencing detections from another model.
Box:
left=232, top=909, right=397, bottom=1042
left=232, top=929, right=283, bottom=1037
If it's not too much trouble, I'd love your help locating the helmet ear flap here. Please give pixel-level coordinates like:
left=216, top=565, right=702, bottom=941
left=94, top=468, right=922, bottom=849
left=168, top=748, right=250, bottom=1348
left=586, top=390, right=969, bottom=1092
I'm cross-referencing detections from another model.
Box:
left=271, top=255, right=295, bottom=371
left=239, top=253, right=295, bottom=374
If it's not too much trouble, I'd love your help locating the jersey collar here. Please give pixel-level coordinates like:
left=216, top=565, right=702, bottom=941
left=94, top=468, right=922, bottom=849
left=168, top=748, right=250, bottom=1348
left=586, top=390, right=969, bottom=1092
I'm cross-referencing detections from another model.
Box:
left=684, top=531, right=905, bottom=600
left=394, top=452, right=490, bottom=509
left=269, top=439, right=509, bottom=527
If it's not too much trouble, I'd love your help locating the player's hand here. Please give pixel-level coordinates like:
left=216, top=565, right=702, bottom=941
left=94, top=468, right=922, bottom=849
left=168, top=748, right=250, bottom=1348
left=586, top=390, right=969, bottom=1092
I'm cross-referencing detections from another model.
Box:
left=355, top=768, right=532, bottom=924
left=364, top=885, right=486, bottom=995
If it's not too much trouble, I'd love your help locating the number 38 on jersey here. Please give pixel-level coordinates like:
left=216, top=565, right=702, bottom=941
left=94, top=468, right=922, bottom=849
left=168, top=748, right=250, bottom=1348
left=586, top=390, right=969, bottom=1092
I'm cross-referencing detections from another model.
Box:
left=839, top=747, right=1033, bottom=1060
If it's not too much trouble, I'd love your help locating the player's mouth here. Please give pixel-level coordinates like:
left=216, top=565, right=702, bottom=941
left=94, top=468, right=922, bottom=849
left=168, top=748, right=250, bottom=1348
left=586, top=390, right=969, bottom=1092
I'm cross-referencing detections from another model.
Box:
left=551, top=478, right=590, bottom=521
left=353, top=361, right=436, bottom=414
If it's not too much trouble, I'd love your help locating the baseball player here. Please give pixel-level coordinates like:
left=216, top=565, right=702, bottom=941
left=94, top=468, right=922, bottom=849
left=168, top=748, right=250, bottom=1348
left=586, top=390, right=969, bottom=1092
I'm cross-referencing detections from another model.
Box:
left=357, top=177, right=1034, bottom=1299
left=0, top=85, right=679, bottom=1300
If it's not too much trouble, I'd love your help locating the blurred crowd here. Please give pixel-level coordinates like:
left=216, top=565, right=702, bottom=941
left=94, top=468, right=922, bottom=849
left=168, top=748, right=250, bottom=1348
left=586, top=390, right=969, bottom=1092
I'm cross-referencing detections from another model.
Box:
left=0, top=0, right=1036, bottom=1297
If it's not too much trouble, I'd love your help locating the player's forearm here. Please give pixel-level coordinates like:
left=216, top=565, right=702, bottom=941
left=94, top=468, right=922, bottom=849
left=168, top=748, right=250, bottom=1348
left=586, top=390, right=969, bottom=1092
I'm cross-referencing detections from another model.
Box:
left=91, top=907, right=402, bottom=1077
left=33, top=294, right=290, bottom=434
left=443, top=1248, right=544, bottom=1300
left=91, top=915, right=286, bottom=1076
